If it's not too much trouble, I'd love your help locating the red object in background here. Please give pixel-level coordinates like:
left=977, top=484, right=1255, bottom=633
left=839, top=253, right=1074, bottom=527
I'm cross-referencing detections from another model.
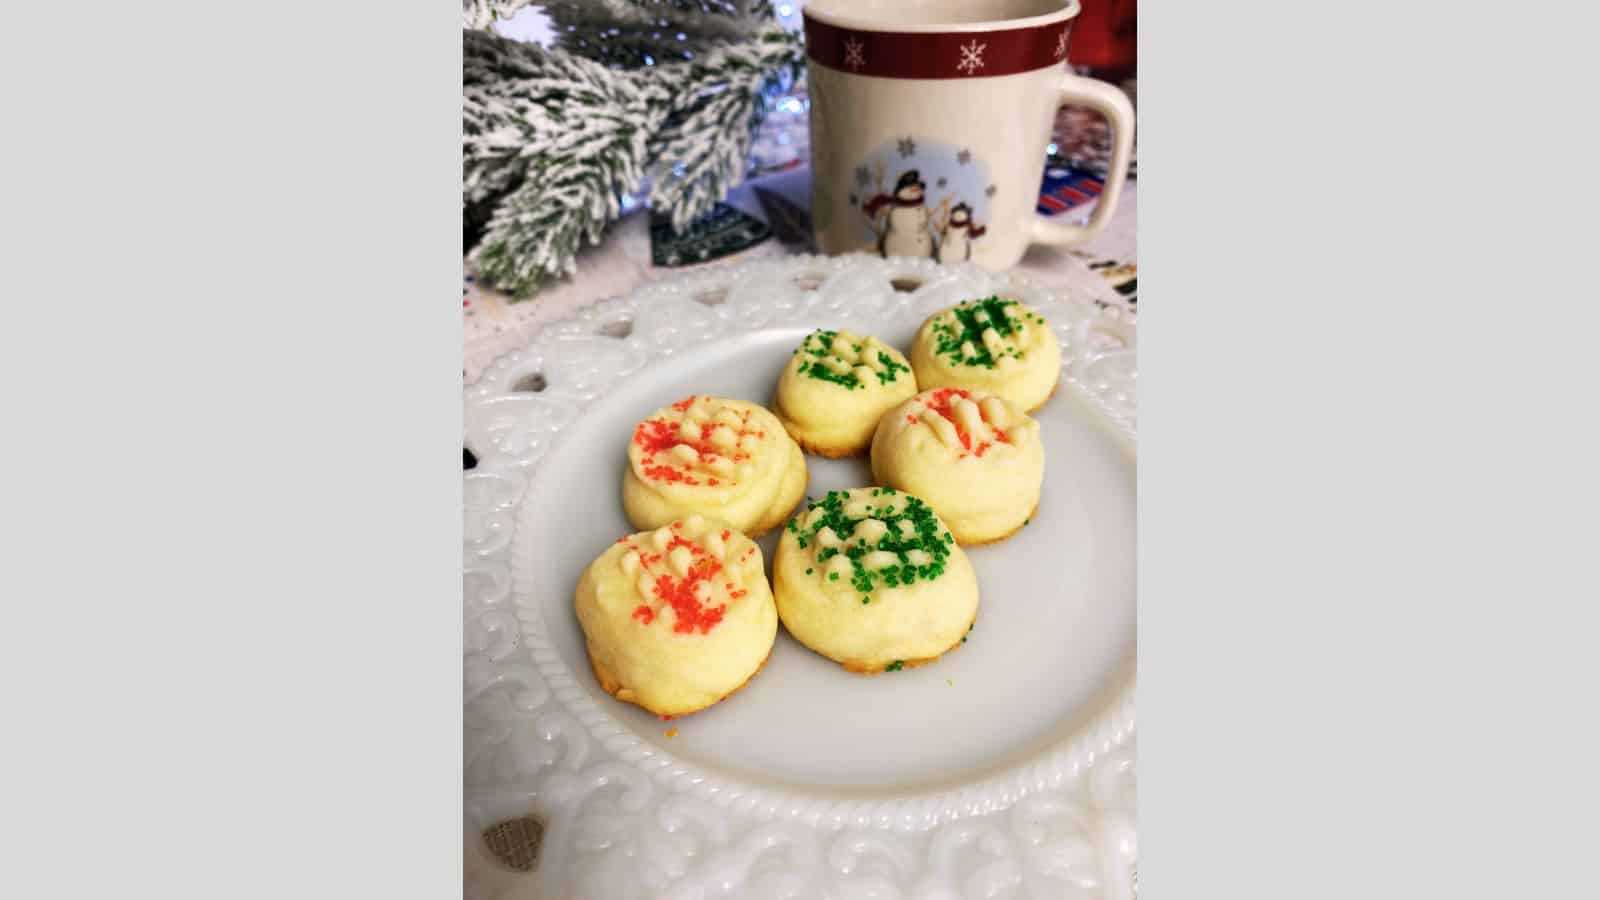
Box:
left=1067, top=0, right=1136, bottom=79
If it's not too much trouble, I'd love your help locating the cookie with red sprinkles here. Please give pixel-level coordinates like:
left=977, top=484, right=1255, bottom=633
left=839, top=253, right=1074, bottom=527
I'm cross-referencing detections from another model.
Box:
left=575, top=515, right=777, bottom=717
left=622, top=395, right=808, bottom=537
left=870, top=387, right=1044, bottom=545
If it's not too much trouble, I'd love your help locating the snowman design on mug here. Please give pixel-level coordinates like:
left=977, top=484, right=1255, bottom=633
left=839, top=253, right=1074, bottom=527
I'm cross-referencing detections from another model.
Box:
left=858, top=145, right=991, bottom=263
left=934, top=202, right=987, bottom=264
left=863, top=169, right=934, bottom=258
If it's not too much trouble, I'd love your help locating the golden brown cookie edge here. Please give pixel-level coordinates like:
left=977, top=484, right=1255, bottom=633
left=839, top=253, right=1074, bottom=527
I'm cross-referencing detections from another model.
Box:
left=587, top=642, right=776, bottom=720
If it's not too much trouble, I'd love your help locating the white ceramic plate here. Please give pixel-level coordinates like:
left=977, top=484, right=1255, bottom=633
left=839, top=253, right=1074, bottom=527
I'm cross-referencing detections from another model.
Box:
left=465, top=254, right=1137, bottom=900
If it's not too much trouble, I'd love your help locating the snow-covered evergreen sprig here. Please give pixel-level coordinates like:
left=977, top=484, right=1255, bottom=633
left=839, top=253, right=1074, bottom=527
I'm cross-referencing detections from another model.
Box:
left=645, top=24, right=801, bottom=232
left=463, top=0, right=536, bottom=30
left=542, top=0, right=771, bottom=67
left=465, top=29, right=672, bottom=296
left=463, top=20, right=802, bottom=297
left=464, top=0, right=766, bottom=50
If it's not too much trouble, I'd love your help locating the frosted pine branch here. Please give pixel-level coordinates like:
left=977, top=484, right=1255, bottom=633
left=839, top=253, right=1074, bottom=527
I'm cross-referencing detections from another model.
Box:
left=646, top=23, right=802, bottom=231
left=463, top=0, right=539, bottom=30
left=462, top=3, right=799, bottom=297
left=467, top=0, right=768, bottom=41
left=544, top=0, right=768, bottom=54
left=465, top=30, right=672, bottom=296
left=543, top=6, right=723, bottom=69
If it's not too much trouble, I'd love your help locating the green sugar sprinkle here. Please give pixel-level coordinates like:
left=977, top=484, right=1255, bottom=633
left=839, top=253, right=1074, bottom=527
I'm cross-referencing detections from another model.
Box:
left=930, top=296, right=1036, bottom=369
left=885, top=660, right=904, bottom=672
left=805, top=567, right=813, bottom=575
left=794, top=329, right=909, bottom=389
left=793, top=489, right=954, bottom=596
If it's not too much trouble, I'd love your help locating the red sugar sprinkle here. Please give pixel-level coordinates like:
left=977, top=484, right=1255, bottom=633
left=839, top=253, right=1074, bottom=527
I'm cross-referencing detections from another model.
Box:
left=643, top=464, right=699, bottom=484
left=635, top=535, right=726, bottom=634
left=671, top=396, right=696, bottom=411
left=632, top=403, right=763, bottom=484
left=666, top=535, right=699, bottom=554
left=918, top=388, right=1012, bottom=459
left=622, top=535, right=737, bottom=635
left=720, top=530, right=730, bottom=540
left=920, top=387, right=973, bottom=417
left=652, top=569, right=726, bottom=634
left=633, top=418, right=686, bottom=456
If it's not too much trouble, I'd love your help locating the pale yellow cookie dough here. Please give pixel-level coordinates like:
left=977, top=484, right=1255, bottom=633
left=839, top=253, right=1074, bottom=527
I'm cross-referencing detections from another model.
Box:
left=622, top=395, right=808, bottom=537
left=773, top=328, right=919, bottom=457
left=870, top=387, right=1044, bottom=545
left=773, top=487, right=978, bottom=674
left=909, top=296, right=1062, bottom=413
left=575, top=515, right=778, bottom=718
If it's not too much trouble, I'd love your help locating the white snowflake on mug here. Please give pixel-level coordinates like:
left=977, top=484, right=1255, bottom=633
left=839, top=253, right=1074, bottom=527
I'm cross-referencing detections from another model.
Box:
left=1054, top=28, right=1070, bottom=59
left=843, top=37, right=865, bottom=70
left=957, top=40, right=987, bottom=74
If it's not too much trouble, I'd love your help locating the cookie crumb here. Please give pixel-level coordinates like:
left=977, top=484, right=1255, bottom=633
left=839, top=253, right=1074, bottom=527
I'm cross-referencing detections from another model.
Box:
left=664, top=727, right=679, bottom=738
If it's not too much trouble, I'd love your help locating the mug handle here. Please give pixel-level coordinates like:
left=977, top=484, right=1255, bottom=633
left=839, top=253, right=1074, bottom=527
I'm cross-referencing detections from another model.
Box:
left=1029, top=73, right=1136, bottom=247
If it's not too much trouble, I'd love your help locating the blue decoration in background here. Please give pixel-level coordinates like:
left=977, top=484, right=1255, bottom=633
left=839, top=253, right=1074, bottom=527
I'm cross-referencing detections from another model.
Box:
left=1036, top=163, right=1105, bottom=217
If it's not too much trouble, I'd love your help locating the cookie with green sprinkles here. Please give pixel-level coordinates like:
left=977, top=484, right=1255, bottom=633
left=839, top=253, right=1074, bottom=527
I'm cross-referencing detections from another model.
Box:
left=908, top=296, right=1062, bottom=413
left=771, top=487, right=979, bottom=674
left=773, top=328, right=919, bottom=458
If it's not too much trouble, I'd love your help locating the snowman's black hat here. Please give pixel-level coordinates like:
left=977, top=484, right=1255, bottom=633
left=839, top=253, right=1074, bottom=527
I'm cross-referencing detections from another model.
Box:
left=895, top=170, right=924, bottom=192
left=952, top=202, right=972, bottom=216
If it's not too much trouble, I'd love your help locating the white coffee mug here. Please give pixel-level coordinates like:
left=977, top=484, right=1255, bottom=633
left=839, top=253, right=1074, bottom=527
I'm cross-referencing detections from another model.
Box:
left=803, top=0, right=1135, bottom=268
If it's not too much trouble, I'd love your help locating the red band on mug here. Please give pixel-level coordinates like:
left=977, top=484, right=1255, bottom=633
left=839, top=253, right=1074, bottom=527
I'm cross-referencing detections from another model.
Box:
left=803, top=14, right=1074, bottom=79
